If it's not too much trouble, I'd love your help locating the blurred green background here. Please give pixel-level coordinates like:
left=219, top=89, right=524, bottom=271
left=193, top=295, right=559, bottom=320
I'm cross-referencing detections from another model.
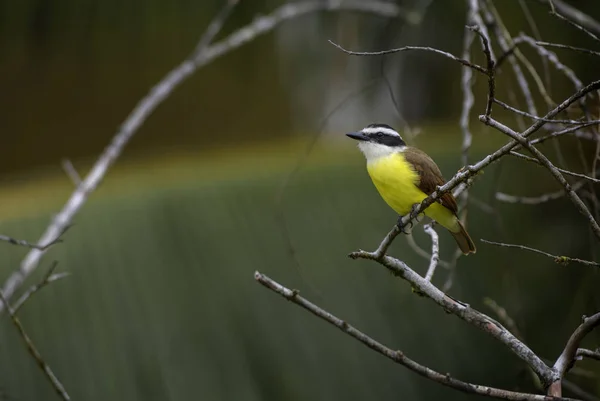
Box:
left=1, top=0, right=600, bottom=400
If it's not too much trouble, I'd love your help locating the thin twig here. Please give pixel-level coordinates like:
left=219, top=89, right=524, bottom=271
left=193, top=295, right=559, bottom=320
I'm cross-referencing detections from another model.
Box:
left=551, top=313, right=600, bottom=396
left=495, top=180, right=586, bottom=205
left=535, top=42, right=600, bottom=57
left=481, top=239, right=599, bottom=267
left=482, top=1, right=544, bottom=117
left=0, top=290, right=70, bottom=400
left=468, top=24, right=495, bottom=117
left=423, top=224, right=439, bottom=281
left=61, top=159, right=81, bottom=187
left=546, top=1, right=600, bottom=43
left=480, top=116, right=600, bottom=241
left=0, top=226, right=70, bottom=250
left=509, top=152, right=600, bottom=184
left=328, top=40, right=488, bottom=74
left=192, top=0, right=239, bottom=56
left=12, top=262, right=70, bottom=314
left=0, top=0, right=402, bottom=314
left=255, top=271, right=573, bottom=400
left=529, top=123, right=600, bottom=146
left=493, top=99, right=599, bottom=125
left=535, top=0, right=600, bottom=38
left=576, top=348, right=600, bottom=361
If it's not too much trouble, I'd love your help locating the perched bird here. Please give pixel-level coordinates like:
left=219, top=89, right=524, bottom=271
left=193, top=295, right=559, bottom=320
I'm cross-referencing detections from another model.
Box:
left=346, top=123, right=476, bottom=255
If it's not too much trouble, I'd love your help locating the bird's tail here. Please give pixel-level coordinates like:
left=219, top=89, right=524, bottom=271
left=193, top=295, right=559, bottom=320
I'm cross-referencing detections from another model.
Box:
left=451, top=219, right=476, bottom=255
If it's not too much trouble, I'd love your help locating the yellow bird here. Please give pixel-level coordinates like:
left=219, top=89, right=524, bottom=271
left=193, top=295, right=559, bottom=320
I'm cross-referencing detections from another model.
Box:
left=347, top=123, right=475, bottom=255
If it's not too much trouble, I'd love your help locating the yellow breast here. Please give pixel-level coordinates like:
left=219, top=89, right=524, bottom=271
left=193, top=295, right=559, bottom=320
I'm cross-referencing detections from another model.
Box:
left=366, top=152, right=424, bottom=216
left=366, top=152, right=458, bottom=231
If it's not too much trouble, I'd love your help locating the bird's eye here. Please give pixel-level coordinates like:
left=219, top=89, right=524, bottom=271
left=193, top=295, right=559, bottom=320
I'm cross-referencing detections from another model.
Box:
left=376, top=133, right=384, bottom=137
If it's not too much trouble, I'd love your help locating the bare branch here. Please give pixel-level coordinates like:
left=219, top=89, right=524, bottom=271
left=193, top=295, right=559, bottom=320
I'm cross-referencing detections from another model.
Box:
left=0, top=226, right=70, bottom=250
left=509, top=152, right=600, bottom=184
left=423, top=224, right=440, bottom=281
left=192, top=0, right=239, bottom=56
left=493, top=99, right=599, bottom=125
left=255, top=271, right=574, bottom=401
left=0, top=290, right=70, bottom=400
left=535, top=0, right=600, bottom=38
left=12, top=262, right=70, bottom=314
left=544, top=0, right=600, bottom=43
left=536, top=42, right=600, bottom=58
left=0, top=0, right=403, bottom=314
left=468, top=24, right=495, bottom=117
left=481, top=239, right=599, bottom=267
left=345, top=251, right=556, bottom=386
left=480, top=116, right=600, bottom=241
left=576, top=348, right=600, bottom=362
left=495, top=180, right=587, bottom=205
left=553, top=313, right=600, bottom=387
left=328, top=40, right=488, bottom=74
left=529, top=124, right=600, bottom=147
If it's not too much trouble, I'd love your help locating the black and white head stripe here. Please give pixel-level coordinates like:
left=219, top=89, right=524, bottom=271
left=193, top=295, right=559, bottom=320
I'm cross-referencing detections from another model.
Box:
left=361, top=123, right=400, bottom=137
left=361, top=123, right=405, bottom=147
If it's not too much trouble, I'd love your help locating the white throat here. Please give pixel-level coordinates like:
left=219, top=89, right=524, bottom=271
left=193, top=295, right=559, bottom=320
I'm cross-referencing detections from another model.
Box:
left=357, top=141, right=405, bottom=163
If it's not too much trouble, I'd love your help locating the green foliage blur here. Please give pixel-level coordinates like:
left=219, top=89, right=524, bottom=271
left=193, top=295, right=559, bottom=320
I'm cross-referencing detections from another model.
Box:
left=0, top=0, right=599, bottom=400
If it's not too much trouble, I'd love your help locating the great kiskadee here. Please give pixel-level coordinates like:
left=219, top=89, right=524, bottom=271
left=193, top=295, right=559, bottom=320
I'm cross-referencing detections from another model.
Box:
left=347, top=123, right=476, bottom=255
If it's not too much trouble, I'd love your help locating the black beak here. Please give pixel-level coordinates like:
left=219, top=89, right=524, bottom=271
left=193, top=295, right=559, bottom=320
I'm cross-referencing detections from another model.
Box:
left=346, top=132, right=368, bottom=141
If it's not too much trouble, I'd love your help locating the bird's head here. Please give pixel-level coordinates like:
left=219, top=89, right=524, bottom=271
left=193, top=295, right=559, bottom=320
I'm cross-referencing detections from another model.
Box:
left=346, top=123, right=406, bottom=161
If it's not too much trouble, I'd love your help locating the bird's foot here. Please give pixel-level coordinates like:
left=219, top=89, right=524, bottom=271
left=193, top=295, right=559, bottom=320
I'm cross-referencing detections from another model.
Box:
left=396, top=204, right=421, bottom=234
left=396, top=215, right=409, bottom=234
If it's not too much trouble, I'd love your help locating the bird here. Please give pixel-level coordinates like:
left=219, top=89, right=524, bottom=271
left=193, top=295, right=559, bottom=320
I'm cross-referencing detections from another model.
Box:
left=346, top=123, right=476, bottom=255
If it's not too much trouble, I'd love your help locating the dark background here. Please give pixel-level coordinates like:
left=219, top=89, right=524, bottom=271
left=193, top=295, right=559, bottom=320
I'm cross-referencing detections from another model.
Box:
left=0, top=0, right=599, bottom=400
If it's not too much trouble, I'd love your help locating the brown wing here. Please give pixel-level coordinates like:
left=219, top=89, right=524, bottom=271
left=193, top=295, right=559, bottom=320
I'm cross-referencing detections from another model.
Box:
left=403, top=147, right=458, bottom=214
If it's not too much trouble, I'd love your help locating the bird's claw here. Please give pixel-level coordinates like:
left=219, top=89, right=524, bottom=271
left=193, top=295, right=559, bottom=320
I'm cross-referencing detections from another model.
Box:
left=397, top=204, right=420, bottom=234
left=409, top=204, right=420, bottom=219
left=396, top=215, right=410, bottom=234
